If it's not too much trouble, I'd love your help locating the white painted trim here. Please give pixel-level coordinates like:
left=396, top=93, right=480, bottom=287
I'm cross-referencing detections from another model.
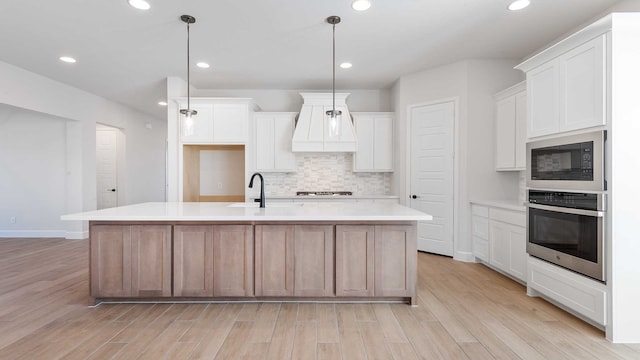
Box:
left=406, top=97, right=460, bottom=257
left=65, top=231, right=89, bottom=240
left=0, top=230, right=69, bottom=238
left=453, top=251, right=475, bottom=263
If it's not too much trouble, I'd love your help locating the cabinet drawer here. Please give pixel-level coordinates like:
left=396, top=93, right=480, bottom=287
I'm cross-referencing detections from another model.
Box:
left=528, top=257, right=606, bottom=326
left=489, top=208, right=525, bottom=227
left=471, top=215, right=489, bottom=239
left=471, top=205, right=489, bottom=217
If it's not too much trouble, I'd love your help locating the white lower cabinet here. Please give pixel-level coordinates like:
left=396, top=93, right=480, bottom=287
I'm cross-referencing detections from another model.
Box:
left=471, top=203, right=526, bottom=283
left=527, top=256, right=606, bottom=326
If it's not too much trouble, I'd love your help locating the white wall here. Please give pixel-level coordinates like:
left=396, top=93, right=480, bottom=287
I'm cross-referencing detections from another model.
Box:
left=0, top=60, right=167, bottom=238
left=392, top=59, right=523, bottom=261
left=0, top=105, right=67, bottom=237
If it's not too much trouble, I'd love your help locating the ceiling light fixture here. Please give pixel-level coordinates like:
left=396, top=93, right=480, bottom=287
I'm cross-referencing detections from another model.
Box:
left=508, top=0, right=530, bottom=11
left=128, top=0, right=150, bottom=10
left=340, top=62, right=352, bottom=69
left=196, top=62, right=210, bottom=69
left=351, top=0, right=371, bottom=11
left=59, top=56, right=76, bottom=63
left=326, top=16, right=342, bottom=138
left=158, top=101, right=168, bottom=106
left=179, top=15, right=197, bottom=137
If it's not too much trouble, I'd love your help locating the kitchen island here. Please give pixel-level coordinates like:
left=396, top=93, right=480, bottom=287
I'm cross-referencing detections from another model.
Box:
left=62, top=202, right=432, bottom=305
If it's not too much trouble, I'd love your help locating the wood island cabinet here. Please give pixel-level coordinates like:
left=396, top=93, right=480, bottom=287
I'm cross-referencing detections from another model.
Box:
left=173, top=225, right=214, bottom=297
left=255, top=225, right=294, bottom=296
left=335, top=225, right=375, bottom=296
left=374, top=225, right=416, bottom=298
left=90, top=221, right=418, bottom=304
left=294, top=225, right=335, bottom=297
left=90, top=224, right=171, bottom=298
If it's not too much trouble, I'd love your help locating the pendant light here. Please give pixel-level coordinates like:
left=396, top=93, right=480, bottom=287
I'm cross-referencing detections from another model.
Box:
left=179, top=15, right=197, bottom=137
left=326, top=15, right=342, bottom=138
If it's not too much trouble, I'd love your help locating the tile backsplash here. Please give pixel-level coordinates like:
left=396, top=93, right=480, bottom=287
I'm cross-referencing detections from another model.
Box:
left=261, top=153, right=391, bottom=195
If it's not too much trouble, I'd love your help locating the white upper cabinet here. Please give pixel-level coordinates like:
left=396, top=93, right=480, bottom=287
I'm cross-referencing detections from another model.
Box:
left=495, top=82, right=526, bottom=171
left=176, top=98, right=253, bottom=144
left=352, top=112, right=394, bottom=172
left=559, top=35, right=606, bottom=132
left=255, top=112, right=296, bottom=172
left=522, top=35, right=607, bottom=138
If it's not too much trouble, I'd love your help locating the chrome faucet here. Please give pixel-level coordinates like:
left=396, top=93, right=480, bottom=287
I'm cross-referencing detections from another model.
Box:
left=248, top=172, right=265, bottom=208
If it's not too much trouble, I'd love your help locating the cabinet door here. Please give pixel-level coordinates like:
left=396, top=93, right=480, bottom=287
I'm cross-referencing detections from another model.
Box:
left=527, top=61, right=559, bottom=138
left=90, top=225, right=132, bottom=297
left=471, top=214, right=489, bottom=262
left=354, top=115, right=375, bottom=170
left=294, top=225, right=335, bottom=297
left=173, top=225, right=214, bottom=297
left=213, top=103, right=248, bottom=143
left=131, top=225, right=172, bottom=297
left=489, top=221, right=510, bottom=274
left=495, top=96, right=516, bottom=170
left=273, top=115, right=296, bottom=171
left=255, top=225, right=294, bottom=296
left=213, top=225, right=254, bottom=297
left=514, top=91, right=527, bottom=169
left=180, top=103, right=214, bottom=143
left=255, top=115, right=275, bottom=170
left=335, top=225, right=374, bottom=296
left=508, top=224, right=527, bottom=281
left=373, top=116, right=394, bottom=171
left=374, top=225, right=417, bottom=297
left=559, top=35, right=606, bottom=132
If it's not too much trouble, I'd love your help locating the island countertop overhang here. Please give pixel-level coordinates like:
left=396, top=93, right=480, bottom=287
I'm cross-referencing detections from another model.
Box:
left=61, top=202, right=433, bottom=222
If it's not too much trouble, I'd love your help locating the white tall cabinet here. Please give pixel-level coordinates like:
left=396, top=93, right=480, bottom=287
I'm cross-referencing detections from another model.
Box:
left=495, top=82, right=526, bottom=171
left=516, top=14, right=640, bottom=342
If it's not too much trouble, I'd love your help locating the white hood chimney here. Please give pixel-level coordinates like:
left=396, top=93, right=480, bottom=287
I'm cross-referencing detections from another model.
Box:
left=291, top=92, right=357, bottom=152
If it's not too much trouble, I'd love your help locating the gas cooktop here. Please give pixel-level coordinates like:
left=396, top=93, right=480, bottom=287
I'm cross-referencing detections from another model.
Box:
left=296, top=191, right=353, bottom=196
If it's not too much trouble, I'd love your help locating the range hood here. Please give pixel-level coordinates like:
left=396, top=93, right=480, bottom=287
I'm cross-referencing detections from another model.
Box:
left=292, top=92, right=357, bottom=152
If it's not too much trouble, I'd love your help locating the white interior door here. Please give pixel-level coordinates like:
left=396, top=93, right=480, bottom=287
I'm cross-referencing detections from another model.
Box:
left=96, top=129, right=118, bottom=209
left=409, top=101, right=455, bottom=256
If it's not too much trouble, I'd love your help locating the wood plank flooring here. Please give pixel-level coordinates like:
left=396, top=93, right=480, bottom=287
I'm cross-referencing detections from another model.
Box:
left=0, top=237, right=638, bottom=359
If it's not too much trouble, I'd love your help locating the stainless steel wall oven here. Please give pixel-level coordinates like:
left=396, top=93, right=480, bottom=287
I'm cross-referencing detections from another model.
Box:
left=527, top=190, right=605, bottom=281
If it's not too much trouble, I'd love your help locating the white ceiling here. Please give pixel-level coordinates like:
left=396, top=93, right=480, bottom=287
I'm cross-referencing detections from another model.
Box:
left=0, top=0, right=634, bottom=119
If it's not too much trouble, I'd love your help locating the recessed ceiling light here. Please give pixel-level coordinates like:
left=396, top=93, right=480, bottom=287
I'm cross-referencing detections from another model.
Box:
left=59, top=56, right=76, bottom=63
left=158, top=101, right=168, bottom=106
left=340, top=62, right=353, bottom=69
left=352, top=0, right=371, bottom=11
left=508, top=0, right=530, bottom=11
left=196, top=62, right=210, bottom=69
left=128, top=0, right=150, bottom=10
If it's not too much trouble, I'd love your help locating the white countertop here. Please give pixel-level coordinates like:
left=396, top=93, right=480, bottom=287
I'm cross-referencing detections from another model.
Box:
left=261, top=195, right=400, bottom=200
left=470, top=199, right=526, bottom=212
left=61, top=202, right=432, bottom=222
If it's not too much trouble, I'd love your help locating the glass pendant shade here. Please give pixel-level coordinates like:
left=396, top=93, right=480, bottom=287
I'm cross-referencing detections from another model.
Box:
left=327, top=109, right=342, bottom=138
left=180, top=108, right=197, bottom=137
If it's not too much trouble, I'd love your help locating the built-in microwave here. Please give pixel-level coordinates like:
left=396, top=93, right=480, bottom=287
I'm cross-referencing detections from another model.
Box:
left=526, top=131, right=606, bottom=191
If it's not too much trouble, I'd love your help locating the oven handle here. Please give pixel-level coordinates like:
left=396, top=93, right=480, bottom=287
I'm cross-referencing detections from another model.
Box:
left=527, top=202, right=605, bottom=217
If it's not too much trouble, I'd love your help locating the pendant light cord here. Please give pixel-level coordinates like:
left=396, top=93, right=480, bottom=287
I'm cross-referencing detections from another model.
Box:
left=186, top=20, right=191, bottom=112
left=332, top=20, right=336, bottom=117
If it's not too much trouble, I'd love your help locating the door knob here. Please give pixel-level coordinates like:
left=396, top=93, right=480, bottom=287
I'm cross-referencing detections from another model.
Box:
left=110, top=189, right=116, bottom=192
left=411, top=195, right=418, bottom=199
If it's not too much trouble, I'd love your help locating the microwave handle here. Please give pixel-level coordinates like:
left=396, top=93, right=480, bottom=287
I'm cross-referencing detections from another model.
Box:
left=527, top=202, right=605, bottom=218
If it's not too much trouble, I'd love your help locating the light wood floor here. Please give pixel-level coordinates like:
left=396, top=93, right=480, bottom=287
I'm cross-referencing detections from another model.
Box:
left=0, top=238, right=638, bottom=359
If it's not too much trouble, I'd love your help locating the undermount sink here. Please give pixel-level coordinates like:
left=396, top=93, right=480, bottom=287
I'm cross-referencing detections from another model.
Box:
left=227, top=202, right=304, bottom=208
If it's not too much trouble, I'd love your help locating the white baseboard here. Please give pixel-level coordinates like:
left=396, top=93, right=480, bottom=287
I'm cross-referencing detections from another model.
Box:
left=0, top=230, right=88, bottom=239
left=454, top=251, right=475, bottom=263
